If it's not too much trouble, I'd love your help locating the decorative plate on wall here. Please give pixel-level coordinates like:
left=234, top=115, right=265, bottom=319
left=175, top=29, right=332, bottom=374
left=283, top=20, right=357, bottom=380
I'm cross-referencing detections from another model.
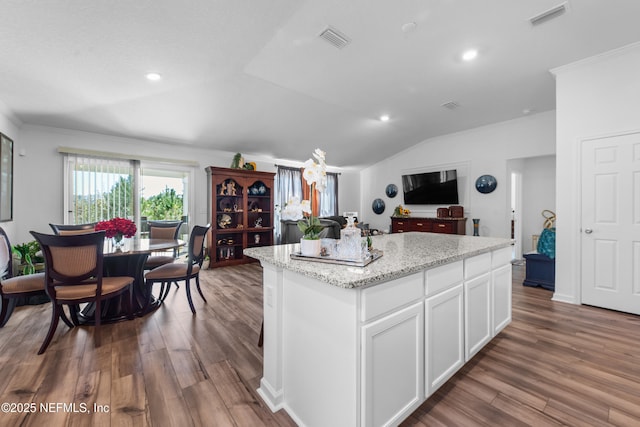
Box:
left=372, top=198, right=386, bottom=214
left=385, top=184, right=398, bottom=198
left=475, top=175, right=497, bottom=194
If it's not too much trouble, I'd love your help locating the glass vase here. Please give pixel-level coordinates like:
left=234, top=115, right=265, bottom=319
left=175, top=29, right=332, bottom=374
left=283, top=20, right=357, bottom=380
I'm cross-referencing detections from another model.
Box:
left=112, top=234, right=125, bottom=248
left=472, top=219, right=480, bottom=236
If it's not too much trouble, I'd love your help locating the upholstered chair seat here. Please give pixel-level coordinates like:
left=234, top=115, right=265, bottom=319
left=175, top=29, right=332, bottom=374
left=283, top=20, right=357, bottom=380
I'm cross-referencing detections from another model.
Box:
left=53, top=276, right=134, bottom=300
left=143, top=254, right=175, bottom=269
left=2, top=273, right=46, bottom=294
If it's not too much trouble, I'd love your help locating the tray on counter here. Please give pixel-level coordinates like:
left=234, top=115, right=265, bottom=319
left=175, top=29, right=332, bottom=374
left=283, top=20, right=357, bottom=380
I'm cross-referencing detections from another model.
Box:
left=290, top=249, right=383, bottom=267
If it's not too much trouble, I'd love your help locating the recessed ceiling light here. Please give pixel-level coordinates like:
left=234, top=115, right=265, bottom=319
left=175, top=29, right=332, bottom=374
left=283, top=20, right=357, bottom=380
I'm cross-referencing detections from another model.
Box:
left=145, top=72, right=162, bottom=81
left=401, top=22, right=417, bottom=33
left=462, top=49, right=478, bottom=61
left=379, top=114, right=390, bottom=122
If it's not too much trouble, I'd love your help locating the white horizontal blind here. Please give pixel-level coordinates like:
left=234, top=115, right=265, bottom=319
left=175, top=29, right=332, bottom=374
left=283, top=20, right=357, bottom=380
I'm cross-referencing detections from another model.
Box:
left=65, top=154, right=135, bottom=224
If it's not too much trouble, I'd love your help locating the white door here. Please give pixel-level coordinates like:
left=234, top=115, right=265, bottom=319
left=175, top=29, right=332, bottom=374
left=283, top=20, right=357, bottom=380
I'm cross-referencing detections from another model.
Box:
left=581, top=133, right=640, bottom=315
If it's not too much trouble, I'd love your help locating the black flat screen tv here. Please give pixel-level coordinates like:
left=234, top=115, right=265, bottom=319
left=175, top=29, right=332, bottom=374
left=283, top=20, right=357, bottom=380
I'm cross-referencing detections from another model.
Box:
left=401, top=170, right=459, bottom=205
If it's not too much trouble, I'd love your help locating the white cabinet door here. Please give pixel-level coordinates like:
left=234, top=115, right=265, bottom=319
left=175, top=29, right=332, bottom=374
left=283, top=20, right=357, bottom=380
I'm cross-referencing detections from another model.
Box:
left=425, top=283, right=464, bottom=397
left=492, top=263, right=512, bottom=335
left=362, top=301, right=424, bottom=427
left=464, top=272, right=492, bottom=361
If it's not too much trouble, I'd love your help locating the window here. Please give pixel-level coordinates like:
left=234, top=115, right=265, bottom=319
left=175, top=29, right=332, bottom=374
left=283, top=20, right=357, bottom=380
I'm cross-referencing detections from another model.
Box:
left=274, top=166, right=302, bottom=243
left=64, top=154, right=135, bottom=224
left=319, top=172, right=338, bottom=217
left=63, top=152, right=194, bottom=239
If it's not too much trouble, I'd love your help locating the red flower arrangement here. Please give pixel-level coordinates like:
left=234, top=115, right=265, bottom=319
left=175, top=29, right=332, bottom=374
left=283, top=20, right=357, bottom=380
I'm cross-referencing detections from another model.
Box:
left=95, top=217, right=137, bottom=239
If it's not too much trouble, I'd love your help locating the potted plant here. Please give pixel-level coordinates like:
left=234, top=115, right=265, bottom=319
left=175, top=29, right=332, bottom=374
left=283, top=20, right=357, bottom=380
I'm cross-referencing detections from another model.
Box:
left=12, top=240, right=44, bottom=275
left=297, top=149, right=328, bottom=256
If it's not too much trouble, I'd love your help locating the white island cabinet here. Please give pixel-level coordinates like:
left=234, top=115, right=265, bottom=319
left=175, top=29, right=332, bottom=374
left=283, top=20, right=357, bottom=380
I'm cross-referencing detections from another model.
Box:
left=244, top=232, right=512, bottom=427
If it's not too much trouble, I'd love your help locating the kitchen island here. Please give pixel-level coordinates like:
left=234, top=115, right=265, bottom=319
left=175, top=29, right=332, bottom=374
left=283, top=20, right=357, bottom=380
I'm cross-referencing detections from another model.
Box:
left=244, top=232, right=512, bottom=427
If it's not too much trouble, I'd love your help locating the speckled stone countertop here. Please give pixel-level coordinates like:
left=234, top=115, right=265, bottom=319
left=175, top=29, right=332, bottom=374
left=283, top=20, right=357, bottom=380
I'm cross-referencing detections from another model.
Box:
left=244, top=232, right=512, bottom=289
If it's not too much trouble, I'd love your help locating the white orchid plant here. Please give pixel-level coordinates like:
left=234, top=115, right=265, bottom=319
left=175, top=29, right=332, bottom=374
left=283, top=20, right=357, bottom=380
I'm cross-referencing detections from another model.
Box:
left=281, top=148, right=328, bottom=240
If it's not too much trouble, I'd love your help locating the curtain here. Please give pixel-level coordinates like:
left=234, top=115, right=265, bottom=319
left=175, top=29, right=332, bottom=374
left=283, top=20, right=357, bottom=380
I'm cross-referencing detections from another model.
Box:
left=319, top=172, right=339, bottom=217
left=274, top=166, right=302, bottom=243
left=301, top=171, right=320, bottom=217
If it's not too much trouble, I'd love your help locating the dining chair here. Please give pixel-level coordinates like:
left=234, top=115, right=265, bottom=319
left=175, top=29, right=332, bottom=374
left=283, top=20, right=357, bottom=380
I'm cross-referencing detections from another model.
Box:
left=144, top=224, right=210, bottom=314
left=0, top=226, right=47, bottom=327
left=144, top=220, right=183, bottom=270
left=49, top=223, right=97, bottom=235
left=30, top=230, right=134, bottom=354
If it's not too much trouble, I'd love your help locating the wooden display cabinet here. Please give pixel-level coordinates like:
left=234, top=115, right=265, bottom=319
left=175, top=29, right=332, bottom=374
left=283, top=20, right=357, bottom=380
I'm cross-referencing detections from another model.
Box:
left=206, top=166, right=275, bottom=268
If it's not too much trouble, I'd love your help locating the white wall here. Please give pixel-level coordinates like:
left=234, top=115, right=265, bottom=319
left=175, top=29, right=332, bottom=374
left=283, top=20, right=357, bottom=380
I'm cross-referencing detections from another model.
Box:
left=12, top=125, right=359, bottom=244
left=0, top=107, right=21, bottom=242
left=521, top=155, right=556, bottom=254
left=553, top=41, right=640, bottom=304
left=360, top=111, right=556, bottom=237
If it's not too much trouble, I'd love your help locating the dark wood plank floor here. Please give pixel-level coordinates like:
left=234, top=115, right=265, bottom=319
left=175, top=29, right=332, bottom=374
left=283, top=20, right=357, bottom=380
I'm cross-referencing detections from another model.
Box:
left=0, top=263, right=638, bottom=426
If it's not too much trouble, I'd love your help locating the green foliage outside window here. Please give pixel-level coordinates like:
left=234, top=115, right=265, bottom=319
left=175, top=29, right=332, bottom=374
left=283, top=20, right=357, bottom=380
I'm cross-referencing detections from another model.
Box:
left=73, top=176, right=183, bottom=224
left=141, top=187, right=183, bottom=220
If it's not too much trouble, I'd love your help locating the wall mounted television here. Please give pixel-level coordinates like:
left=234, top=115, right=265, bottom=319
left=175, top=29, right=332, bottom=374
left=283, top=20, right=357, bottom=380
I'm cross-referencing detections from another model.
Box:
left=401, top=169, right=459, bottom=205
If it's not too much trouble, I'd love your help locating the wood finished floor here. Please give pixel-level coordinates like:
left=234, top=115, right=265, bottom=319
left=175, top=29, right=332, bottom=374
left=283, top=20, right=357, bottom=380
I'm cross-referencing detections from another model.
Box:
left=0, top=263, right=638, bottom=426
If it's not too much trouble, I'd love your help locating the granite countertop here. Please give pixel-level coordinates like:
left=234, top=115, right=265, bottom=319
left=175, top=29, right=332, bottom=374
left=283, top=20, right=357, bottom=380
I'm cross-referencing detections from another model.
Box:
left=244, top=232, right=512, bottom=289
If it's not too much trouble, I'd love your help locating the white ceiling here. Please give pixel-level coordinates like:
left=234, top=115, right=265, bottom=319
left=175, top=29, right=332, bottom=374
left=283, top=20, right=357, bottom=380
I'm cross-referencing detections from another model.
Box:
left=1, top=0, right=639, bottom=168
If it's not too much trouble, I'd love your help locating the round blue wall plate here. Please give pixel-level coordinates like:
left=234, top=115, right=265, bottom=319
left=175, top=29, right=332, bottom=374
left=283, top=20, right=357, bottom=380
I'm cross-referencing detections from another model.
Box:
left=475, top=175, right=497, bottom=194
left=385, top=184, right=398, bottom=198
left=372, top=198, right=385, bottom=214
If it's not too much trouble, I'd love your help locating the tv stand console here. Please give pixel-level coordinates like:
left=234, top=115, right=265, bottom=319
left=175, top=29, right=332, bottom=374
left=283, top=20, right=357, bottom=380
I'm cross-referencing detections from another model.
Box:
left=391, top=217, right=467, bottom=235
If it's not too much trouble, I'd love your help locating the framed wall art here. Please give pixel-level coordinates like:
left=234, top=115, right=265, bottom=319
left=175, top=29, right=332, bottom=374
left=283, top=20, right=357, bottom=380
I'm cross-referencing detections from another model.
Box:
left=0, top=133, right=13, bottom=221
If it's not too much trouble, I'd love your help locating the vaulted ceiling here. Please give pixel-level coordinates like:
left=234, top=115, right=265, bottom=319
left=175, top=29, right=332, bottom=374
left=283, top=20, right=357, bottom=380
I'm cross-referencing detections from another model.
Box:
left=1, top=1, right=639, bottom=167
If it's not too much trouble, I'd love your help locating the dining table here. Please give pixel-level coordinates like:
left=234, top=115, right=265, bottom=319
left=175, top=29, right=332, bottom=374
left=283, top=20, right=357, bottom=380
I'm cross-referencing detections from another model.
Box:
left=77, top=237, right=185, bottom=324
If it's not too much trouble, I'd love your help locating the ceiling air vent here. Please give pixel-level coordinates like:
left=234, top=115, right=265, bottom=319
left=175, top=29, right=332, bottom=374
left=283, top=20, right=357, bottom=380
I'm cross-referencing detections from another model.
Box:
left=529, top=2, right=568, bottom=26
left=319, top=26, right=351, bottom=49
left=441, top=101, right=460, bottom=110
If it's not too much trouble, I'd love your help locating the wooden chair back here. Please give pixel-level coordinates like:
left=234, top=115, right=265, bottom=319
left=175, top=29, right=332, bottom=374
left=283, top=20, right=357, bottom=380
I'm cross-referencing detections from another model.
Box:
left=49, top=223, right=97, bottom=236
left=31, top=231, right=105, bottom=299
left=187, top=225, right=209, bottom=269
left=148, top=220, right=183, bottom=240
left=0, top=226, right=13, bottom=279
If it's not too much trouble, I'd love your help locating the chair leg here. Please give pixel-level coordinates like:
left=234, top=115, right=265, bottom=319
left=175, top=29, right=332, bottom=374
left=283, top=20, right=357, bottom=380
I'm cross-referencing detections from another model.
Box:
left=94, top=299, right=101, bottom=347
left=185, top=278, right=196, bottom=314
left=38, top=304, right=61, bottom=355
left=160, top=282, right=171, bottom=302
left=126, top=285, right=134, bottom=320
left=0, top=297, right=17, bottom=327
left=69, top=304, right=80, bottom=326
left=195, top=275, right=207, bottom=303
left=60, top=307, right=74, bottom=329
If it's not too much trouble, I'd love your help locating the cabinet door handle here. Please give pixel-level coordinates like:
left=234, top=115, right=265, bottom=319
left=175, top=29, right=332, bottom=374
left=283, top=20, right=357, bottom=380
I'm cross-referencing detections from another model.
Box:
left=437, top=224, right=445, bottom=228
left=398, top=222, right=404, bottom=225
left=416, top=223, right=423, bottom=226
left=585, top=228, right=593, bottom=234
